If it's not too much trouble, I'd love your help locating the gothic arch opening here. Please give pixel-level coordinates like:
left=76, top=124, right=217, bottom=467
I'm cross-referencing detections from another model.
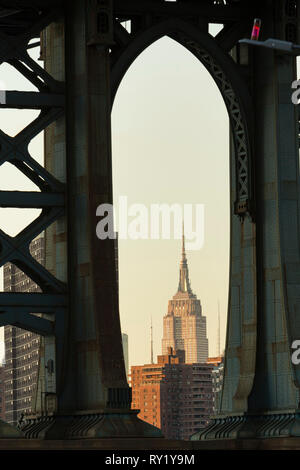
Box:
left=112, top=36, right=230, bottom=377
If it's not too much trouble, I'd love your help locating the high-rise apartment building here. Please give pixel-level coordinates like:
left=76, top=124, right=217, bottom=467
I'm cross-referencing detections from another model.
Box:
left=207, top=356, right=224, bottom=414
left=130, top=348, right=213, bottom=440
left=3, top=233, right=121, bottom=426
left=0, top=364, right=5, bottom=421
left=122, top=333, right=129, bottom=380
left=3, top=236, right=44, bottom=426
left=115, top=235, right=129, bottom=382
left=162, top=233, right=208, bottom=363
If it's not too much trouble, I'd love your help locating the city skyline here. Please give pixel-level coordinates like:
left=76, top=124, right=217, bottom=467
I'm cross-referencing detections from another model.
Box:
left=0, top=26, right=230, bottom=370
left=112, top=29, right=229, bottom=367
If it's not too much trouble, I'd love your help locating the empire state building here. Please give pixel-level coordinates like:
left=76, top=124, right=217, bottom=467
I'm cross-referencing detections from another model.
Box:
left=162, top=232, right=208, bottom=363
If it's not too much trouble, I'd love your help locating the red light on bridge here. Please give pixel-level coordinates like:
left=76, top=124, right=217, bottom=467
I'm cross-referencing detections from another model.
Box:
left=251, top=18, right=261, bottom=41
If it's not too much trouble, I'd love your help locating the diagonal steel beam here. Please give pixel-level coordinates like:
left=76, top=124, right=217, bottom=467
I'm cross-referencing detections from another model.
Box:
left=11, top=158, right=64, bottom=192
left=8, top=58, right=47, bottom=91
left=13, top=252, right=66, bottom=294
left=27, top=41, right=40, bottom=50
left=0, top=207, right=64, bottom=255
left=215, top=19, right=253, bottom=52
left=21, top=51, right=65, bottom=93
left=0, top=9, right=22, bottom=19
left=0, top=109, right=65, bottom=191
left=0, top=207, right=66, bottom=293
left=16, top=107, right=64, bottom=144
left=114, top=20, right=131, bottom=47
left=0, top=108, right=64, bottom=163
left=0, top=9, right=64, bottom=92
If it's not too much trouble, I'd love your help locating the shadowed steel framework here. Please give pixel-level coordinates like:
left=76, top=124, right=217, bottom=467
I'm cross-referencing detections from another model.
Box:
left=0, top=0, right=299, bottom=441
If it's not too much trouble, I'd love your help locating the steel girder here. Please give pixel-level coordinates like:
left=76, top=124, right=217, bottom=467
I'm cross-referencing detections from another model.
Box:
left=0, top=1, right=66, bottom=416
left=113, top=0, right=258, bottom=23
left=13, top=0, right=161, bottom=439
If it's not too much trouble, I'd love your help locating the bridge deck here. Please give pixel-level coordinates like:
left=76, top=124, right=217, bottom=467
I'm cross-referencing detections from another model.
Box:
left=0, top=437, right=299, bottom=450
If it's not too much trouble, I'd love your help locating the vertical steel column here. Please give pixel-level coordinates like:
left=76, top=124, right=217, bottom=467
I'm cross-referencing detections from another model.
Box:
left=32, top=19, right=67, bottom=419
left=0, top=5, right=67, bottom=438
left=20, top=0, right=162, bottom=439
left=247, top=0, right=300, bottom=421
left=194, top=0, right=300, bottom=440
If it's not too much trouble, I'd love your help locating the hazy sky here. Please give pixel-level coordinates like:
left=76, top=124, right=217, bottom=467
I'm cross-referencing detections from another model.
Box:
left=112, top=30, right=229, bottom=366
left=0, top=25, right=233, bottom=367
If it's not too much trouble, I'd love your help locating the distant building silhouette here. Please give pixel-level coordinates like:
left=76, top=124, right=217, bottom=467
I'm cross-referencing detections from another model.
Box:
left=162, top=231, right=208, bottom=363
left=122, top=333, right=129, bottom=380
left=115, top=235, right=129, bottom=381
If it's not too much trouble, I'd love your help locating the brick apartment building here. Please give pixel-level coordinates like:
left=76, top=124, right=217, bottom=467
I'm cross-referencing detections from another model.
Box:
left=130, top=348, right=214, bottom=440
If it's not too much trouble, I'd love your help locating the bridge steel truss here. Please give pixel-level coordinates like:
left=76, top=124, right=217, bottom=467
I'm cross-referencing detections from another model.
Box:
left=0, top=0, right=299, bottom=440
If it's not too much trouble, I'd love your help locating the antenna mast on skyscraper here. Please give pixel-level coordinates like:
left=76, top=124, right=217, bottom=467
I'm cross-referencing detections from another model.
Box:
left=151, top=317, right=154, bottom=364
left=217, top=300, right=221, bottom=357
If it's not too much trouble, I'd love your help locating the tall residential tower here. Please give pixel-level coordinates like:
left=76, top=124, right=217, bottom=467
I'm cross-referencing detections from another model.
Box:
left=3, top=236, right=44, bottom=425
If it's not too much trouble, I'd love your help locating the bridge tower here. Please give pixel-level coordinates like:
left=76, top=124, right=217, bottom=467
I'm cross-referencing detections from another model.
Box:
left=0, top=0, right=299, bottom=440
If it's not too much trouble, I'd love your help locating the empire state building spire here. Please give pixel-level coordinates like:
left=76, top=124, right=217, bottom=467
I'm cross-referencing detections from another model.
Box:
left=177, top=224, right=193, bottom=294
left=162, top=223, right=208, bottom=363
